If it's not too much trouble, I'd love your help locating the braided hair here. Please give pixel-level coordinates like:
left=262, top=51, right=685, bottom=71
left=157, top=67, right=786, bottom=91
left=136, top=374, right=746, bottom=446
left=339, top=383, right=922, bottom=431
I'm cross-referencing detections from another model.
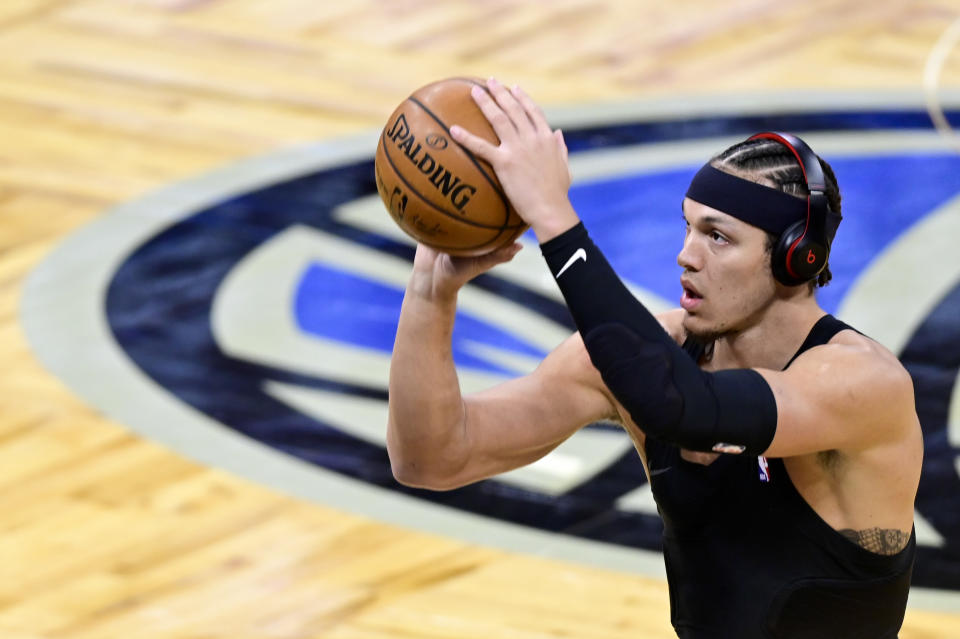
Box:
left=710, top=138, right=842, bottom=288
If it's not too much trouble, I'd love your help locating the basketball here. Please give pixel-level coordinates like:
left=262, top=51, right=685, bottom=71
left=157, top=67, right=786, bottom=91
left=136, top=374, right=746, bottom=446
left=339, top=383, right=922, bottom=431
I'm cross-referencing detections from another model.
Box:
left=374, top=77, right=528, bottom=256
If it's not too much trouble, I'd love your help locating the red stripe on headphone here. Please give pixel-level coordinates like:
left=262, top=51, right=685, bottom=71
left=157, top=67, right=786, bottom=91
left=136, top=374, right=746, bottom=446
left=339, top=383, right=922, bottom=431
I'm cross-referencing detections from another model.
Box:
left=747, top=132, right=818, bottom=283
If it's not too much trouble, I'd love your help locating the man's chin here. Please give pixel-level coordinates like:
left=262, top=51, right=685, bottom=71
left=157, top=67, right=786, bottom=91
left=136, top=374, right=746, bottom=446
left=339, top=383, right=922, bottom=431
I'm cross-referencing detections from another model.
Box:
left=681, top=313, right=724, bottom=344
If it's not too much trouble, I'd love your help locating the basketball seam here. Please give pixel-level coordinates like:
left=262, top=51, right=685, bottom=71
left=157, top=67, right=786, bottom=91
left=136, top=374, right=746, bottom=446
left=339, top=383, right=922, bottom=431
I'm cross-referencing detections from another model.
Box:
left=407, top=91, right=514, bottom=230
left=410, top=226, right=522, bottom=253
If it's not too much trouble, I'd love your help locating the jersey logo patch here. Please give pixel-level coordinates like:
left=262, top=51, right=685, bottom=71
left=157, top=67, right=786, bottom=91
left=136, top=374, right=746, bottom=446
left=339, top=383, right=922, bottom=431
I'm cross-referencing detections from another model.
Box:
left=758, top=456, right=771, bottom=482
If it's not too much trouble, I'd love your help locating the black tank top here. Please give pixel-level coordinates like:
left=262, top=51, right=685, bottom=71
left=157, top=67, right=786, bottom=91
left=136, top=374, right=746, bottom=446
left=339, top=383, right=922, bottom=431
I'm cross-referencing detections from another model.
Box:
left=645, top=314, right=916, bottom=638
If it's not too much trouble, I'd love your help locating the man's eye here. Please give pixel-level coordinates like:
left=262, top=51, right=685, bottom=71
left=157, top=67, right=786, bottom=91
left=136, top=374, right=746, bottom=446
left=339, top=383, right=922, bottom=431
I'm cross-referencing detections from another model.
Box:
left=711, top=231, right=728, bottom=243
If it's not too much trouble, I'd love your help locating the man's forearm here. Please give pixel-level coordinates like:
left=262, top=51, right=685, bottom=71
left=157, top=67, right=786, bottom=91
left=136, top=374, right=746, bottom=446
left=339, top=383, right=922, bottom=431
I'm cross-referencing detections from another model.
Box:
left=387, top=276, right=468, bottom=481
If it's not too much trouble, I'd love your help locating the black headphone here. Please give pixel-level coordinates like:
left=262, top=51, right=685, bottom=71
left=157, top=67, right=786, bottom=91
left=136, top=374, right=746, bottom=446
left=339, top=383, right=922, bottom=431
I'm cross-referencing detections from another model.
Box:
left=748, top=132, right=831, bottom=286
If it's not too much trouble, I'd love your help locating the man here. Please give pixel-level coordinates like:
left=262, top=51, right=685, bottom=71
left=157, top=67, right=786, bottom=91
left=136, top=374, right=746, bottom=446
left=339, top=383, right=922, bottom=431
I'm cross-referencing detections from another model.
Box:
left=387, top=78, right=922, bottom=637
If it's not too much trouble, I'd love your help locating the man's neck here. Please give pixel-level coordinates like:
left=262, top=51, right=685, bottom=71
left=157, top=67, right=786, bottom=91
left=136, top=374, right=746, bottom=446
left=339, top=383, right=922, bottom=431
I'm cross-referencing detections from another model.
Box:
left=713, top=294, right=826, bottom=371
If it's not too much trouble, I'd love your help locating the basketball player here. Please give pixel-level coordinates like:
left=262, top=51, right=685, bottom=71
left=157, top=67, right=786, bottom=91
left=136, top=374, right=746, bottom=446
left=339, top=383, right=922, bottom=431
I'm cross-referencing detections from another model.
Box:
left=387, top=78, right=922, bottom=637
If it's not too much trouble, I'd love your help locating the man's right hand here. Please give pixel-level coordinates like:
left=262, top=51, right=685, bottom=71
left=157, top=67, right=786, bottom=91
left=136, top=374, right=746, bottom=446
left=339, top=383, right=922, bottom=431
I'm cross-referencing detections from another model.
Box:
left=410, top=241, right=523, bottom=303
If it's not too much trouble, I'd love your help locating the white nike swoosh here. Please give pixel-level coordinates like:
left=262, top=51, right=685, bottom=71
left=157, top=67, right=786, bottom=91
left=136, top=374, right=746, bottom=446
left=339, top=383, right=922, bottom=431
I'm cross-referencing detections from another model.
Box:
left=556, top=248, right=587, bottom=278
left=648, top=466, right=672, bottom=477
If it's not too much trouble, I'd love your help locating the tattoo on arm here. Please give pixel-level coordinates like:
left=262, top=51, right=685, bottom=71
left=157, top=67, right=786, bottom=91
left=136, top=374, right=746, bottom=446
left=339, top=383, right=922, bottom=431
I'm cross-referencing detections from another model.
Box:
left=838, top=528, right=910, bottom=555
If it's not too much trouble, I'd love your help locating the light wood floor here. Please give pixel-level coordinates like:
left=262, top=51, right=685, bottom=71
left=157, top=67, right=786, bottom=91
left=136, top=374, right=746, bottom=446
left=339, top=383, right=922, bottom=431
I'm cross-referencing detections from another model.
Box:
left=2, top=1, right=959, bottom=637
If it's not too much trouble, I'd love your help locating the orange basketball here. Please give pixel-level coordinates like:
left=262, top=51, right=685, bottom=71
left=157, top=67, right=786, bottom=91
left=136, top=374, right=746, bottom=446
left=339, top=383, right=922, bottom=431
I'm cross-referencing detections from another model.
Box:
left=374, top=77, right=528, bottom=256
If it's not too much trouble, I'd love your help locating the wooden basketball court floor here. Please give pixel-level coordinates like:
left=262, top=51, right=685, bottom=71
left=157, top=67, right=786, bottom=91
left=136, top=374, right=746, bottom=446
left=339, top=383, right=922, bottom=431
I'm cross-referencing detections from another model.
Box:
left=2, top=1, right=960, bottom=637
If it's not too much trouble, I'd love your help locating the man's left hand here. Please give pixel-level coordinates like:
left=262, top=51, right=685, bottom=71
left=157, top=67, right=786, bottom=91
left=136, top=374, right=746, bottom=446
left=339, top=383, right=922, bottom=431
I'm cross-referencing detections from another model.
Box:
left=450, top=77, right=579, bottom=243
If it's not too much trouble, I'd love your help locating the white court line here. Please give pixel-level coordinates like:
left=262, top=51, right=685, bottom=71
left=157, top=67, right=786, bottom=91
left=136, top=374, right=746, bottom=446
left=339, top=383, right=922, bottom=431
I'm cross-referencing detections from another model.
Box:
left=923, top=13, right=960, bottom=153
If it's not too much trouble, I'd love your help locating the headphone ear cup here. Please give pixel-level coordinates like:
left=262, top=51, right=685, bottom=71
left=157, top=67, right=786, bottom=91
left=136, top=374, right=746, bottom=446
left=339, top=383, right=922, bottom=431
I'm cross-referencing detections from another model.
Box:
left=772, top=220, right=814, bottom=286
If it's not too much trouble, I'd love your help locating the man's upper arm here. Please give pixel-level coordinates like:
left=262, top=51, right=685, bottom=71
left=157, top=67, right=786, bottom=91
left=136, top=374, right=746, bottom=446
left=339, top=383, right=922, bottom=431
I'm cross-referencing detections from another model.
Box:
left=758, top=343, right=916, bottom=457
left=441, top=333, right=617, bottom=489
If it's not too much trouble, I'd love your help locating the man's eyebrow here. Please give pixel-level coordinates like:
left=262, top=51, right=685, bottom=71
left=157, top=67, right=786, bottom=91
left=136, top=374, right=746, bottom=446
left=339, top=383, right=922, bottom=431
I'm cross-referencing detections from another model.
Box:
left=689, top=214, right=736, bottom=227
left=681, top=203, right=738, bottom=228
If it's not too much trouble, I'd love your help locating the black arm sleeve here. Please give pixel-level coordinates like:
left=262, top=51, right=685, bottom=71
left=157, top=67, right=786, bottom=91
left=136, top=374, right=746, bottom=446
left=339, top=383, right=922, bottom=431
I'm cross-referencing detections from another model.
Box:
left=540, top=222, right=777, bottom=455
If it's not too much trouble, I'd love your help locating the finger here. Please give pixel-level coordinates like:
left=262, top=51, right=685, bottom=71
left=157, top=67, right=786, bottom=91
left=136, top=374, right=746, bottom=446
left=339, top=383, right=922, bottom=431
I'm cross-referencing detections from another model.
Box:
left=555, top=129, right=572, bottom=183
left=511, top=84, right=551, bottom=135
left=450, top=124, right=498, bottom=162
left=555, top=129, right=569, bottom=163
left=469, top=83, right=519, bottom=144
left=485, top=77, right=532, bottom=135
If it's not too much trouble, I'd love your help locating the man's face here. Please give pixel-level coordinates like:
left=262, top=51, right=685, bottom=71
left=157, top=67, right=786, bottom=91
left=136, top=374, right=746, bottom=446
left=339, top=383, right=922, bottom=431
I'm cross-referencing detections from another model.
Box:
left=678, top=198, right=777, bottom=341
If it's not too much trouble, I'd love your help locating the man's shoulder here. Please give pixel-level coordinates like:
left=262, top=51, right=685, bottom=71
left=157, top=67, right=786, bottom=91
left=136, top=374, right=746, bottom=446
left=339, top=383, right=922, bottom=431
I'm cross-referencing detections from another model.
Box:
left=789, top=327, right=917, bottom=430
left=813, top=325, right=910, bottom=386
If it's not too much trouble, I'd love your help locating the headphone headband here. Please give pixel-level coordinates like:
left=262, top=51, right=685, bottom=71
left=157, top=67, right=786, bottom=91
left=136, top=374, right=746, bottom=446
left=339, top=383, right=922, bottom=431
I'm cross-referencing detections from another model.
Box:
left=747, top=132, right=826, bottom=193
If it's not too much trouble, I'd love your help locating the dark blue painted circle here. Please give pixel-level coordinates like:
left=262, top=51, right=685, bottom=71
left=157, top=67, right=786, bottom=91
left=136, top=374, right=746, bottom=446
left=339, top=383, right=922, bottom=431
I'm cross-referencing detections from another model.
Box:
left=106, top=108, right=960, bottom=589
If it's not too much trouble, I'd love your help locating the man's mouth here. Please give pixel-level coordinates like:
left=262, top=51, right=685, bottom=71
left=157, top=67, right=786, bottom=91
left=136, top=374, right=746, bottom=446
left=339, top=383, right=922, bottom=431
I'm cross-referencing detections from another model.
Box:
left=680, top=280, right=703, bottom=311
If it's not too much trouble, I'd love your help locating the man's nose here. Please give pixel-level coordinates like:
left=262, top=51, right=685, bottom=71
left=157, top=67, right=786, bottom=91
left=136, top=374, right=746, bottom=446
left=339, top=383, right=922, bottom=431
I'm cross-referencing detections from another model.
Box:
left=677, top=234, right=701, bottom=271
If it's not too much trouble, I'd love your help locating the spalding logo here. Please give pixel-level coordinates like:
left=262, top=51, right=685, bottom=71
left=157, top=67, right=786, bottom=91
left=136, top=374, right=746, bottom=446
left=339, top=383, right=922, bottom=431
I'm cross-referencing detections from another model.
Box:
left=23, top=95, right=960, bottom=598
left=384, top=112, right=477, bottom=211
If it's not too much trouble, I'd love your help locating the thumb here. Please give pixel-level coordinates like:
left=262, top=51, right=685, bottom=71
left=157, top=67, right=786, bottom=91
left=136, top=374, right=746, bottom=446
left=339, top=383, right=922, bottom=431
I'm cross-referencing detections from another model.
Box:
left=481, top=242, right=523, bottom=269
left=445, top=242, right=522, bottom=285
